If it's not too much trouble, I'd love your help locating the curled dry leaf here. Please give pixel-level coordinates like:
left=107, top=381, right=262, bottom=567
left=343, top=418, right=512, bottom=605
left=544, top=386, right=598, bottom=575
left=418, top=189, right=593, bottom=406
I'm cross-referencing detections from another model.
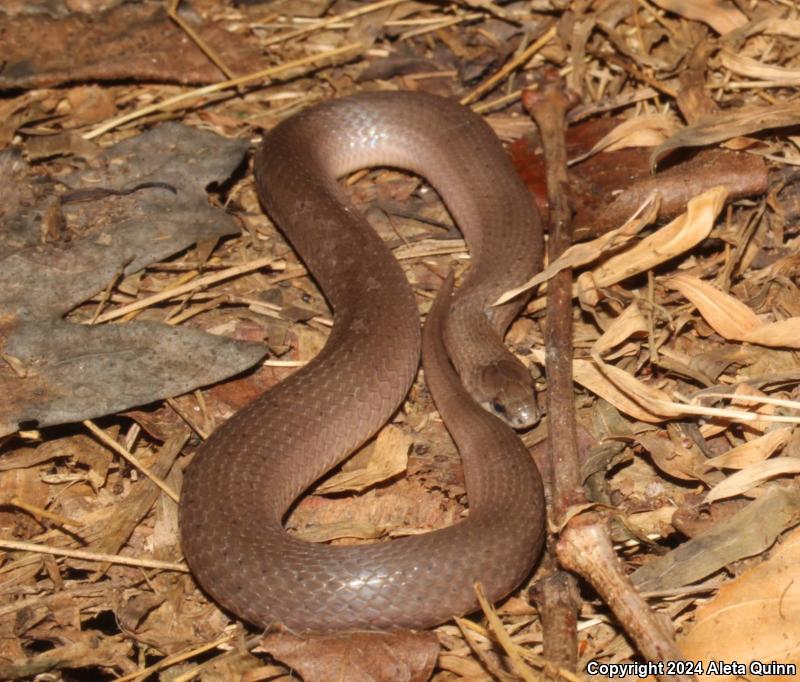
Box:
left=634, top=433, right=708, bottom=483
left=632, top=486, right=800, bottom=592
left=651, top=102, right=800, bottom=168
left=680, top=526, right=800, bottom=681
left=668, top=274, right=800, bottom=348
left=591, top=186, right=728, bottom=288
left=573, top=358, right=667, bottom=423
left=703, top=427, right=793, bottom=471
left=592, top=302, right=649, bottom=356
left=705, top=458, right=800, bottom=503
left=650, top=0, right=747, bottom=35
left=668, top=273, right=761, bottom=338
left=495, top=193, right=659, bottom=305
left=314, top=425, right=412, bottom=494
left=588, top=359, right=683, bottom=421
left=525, top=348, right=677, bottom=424
left=719, top=49, right=800, bottom=87
left=569, top=113, right=678, bottom=165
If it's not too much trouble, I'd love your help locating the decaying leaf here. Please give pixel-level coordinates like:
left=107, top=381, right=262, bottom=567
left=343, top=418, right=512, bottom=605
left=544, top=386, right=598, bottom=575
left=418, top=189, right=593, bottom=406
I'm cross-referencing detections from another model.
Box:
left=590, top=186, right=728, bottom=289
left=315, top=425, right=412, bottom=494
left=680, top=526, right=800, bottom=681
left=704, top=427, right=792, bottom=470
left=632, top=486, right=800, bottom=591
left=705, top=458, right=800, bottom=504
left=260, top=631, right=439, bottom=682
left=569, top=113, right=678, bottom=165
left=0, top=124, right=268, bottom=435
left=652, top=102, right=800, bottom=168
left=495, top=193, right=659, bottom=304
left=650, top=0, right=747, bottom=35
left=669, top=274, right=800, bottom=349
left=592, top=302, right=649, bottom=357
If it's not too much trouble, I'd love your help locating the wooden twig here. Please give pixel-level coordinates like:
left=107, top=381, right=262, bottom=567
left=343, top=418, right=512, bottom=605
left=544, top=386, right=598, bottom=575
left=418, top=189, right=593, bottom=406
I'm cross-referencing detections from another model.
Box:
left=523, top=72, right=696, bottom=681
left=523, top=70, right=582, bottom=671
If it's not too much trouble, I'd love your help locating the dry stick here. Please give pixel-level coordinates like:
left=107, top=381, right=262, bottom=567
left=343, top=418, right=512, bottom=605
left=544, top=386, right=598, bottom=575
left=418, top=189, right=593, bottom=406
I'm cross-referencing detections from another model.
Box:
left=90, top=256, right=283, bottom=324
left=168, top=0, right=237, bottom=81
left=113, top=634, right=240, bottom=682
left=524, top=77, right=695, bottom=682
left=524, top=74, right=582, bottom=673
left=0, top=538, right=187, bottom=572
left=262, top=0, right=406, bottom=47
left=460, top=24, right=556, bottom=105
left=83, top=420, right=180, bottom=503
left=82, top=42, right=363, bottom=140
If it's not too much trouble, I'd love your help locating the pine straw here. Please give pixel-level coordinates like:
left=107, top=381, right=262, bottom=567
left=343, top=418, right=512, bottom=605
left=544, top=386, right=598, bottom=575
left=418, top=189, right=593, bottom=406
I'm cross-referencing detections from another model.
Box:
left=2, top=0, right=800, bottom=680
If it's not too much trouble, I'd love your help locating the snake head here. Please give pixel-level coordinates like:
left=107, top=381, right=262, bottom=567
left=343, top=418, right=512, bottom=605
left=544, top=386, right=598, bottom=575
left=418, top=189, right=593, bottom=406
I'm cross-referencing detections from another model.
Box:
left=480, top=358, right=540, bottom=429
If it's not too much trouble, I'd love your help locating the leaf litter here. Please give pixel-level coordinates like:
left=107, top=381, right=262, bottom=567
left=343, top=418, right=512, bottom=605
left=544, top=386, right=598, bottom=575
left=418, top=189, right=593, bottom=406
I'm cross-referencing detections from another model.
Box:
left=1, top=0, right=800, bottom=680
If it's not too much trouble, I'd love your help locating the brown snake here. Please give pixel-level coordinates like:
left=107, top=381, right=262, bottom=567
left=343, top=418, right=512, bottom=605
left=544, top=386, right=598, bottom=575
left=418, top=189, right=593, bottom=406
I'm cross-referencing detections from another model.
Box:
left=179, top=91, right=546, bottom=631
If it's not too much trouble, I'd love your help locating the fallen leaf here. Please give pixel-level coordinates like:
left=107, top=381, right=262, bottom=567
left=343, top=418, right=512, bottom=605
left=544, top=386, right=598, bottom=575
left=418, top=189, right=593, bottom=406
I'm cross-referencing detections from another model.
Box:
left=705, top=459, right=800, bottom=503
left=592, top=187, right=728, bottom=288
left=650, top=0, right=747, bottom=35
left=704, top=428, right=792, bottom=471
left=669, top=274, right=800, bottom=349
left=720, top=49, right=800, bottom=86
left=680, top=526, right=800, bottom=681
left=592, top=302, right=649, bottom=357
left=632, top=486, right=800, bottom=591
left=570, top=113, right=678, bottom=164
left=316, top=425, right=412, bottom=494
left=652, top=102, right=800, bottom=168
left=260, top=630, right=439, bottom=682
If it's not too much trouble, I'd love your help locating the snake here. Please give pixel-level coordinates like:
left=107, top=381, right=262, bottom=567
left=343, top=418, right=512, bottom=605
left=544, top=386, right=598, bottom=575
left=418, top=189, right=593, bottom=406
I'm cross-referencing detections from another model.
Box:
left=179, top=91, right=546, bottom=631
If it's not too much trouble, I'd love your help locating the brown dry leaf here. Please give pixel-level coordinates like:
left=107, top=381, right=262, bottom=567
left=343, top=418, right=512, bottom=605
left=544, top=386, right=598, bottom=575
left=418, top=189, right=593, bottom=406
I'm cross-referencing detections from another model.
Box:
left=719, top=49, right=800, bottom=87
left=632, top=486, right=800, bottom=591
left=652, top=102, right=800, bottom=167
left=731, top=384, right=777, bottom=437
left=759, top=16, right=800, bottom=38
left=704, top=428, right=793, bottom=470
left=634, top=433, right=707, bottom=482
left=591, top=186, right=728, bottom=288
left=705, top=458, right=800, bottom=503
left=260, top=631, right=439, bottom=682
left=667, top=273, right=761, bottom=338
left=315, top=425, right=412, bottom=494
left=680, top=527, right=800, bottom=681
left=668, top=274, right=800, bottom=348
left=529, top=348, right=669, bottom=422
left=496, top=193, right=659, bottom=305
left=572, top=355, right=678, bottom=423
left=741, top=318, right=800, bottom=348
left=650, top=0, right=747, bottom=34
left=592, top=302, right=649, bottom=356
left=570, top=114, right=678, bottom=164
left=697, top=383, right=778, bottom=439
left=294, top=519, right=389, bottom=543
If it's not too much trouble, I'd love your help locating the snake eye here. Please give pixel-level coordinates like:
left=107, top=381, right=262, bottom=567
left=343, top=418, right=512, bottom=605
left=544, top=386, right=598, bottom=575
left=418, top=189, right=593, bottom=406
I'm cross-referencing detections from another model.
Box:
left=490, top=400, right=507, bottom=416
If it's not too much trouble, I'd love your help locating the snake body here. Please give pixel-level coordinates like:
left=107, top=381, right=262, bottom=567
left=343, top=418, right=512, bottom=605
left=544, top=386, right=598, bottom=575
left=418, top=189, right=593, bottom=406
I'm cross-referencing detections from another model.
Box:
left=179, top=91, right=546, bottom=631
